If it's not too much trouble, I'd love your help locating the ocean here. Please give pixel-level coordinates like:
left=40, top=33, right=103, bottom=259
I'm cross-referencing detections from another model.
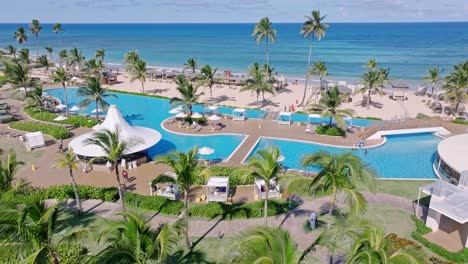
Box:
left=1, top=22, right=467, bottom=81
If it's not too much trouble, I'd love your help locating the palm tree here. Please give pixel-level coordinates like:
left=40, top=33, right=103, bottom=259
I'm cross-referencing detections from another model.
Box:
left=13, top=26, right=28, bottom=47
left=78, top=76, right=117, bottom=119
left=154, top=147, right=203, bottom=250
left=252, top=17, right=277, bottom=71
left=52, top=23, right=64, bottom=49
left=184, top=57, right=198, bottom=74
left=357, top=67, right=391, bottom=109
left=443, top=61, right=468, bottom=114
left=58, top=49, right=68, bottom=65
left=95, top=212, right=183, bottom=263
left=346, top=221, right=426, bottom=263
left=52, top=68, right=71, bottom=116
left=25, top=86, right=44, bottom=109
left=2, top=61, right=34, bottom=93
left=306, top=86, right=355, bottom=129
left=308, top=61, right=328, bottom=91
left=5, top=45, right=16, bottom=59
left=85, top=128, right=139, bottom=217
left=45, top=46, right=54, bottom=62
left=52, top=148, right=83, bottom=213
left=240, top=62, right=274, bottom=107
left=95, top=48, right=105, bottom=64
left=29, top=19, right=42, bottom=59
left=364, top=58, right=377, bottom=70
left=299, top=10, right=328, bottom=106
left=124, top=50, right=140, bottom=72
left=170, top=75, right=200, bottom=115
left=18, top=48, right=31, bottom=68
left=37, top=55, right=50, bottom=75
left=85, top=58, right=105, bottom=77
left=238, top=147, right=284, bottom=225
left=0, top=150, right=24, bottom=192
left=197, top=64, right=218, bottom=103
left=423, top=67, right=444, bottom=98
left=129, top=59, right=148, bottom=93
left=301, top=151, right=375, bottom=221
left=68, top=47, right=85, bottom=69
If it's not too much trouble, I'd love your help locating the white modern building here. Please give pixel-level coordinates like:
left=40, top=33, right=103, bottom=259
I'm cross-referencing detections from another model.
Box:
left=434, top=133, right=468, bottom=182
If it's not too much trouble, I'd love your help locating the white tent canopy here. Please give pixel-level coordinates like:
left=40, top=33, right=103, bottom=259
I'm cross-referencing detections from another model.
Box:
left=175, top=112, right=187, bottom=118
left=255, top=179, right=280, bottom=199
left=208, top=114, right=221, bottom=121
left=233, top=108, right=246, bottom=122
left=278, top=112, right=292, bottom=126
left=191, top=112, right=203, bottom=118
left=25, top=131, right=45, bottom=149
left=69, top=105, right=162, bottom=157
left=206, top=176, right=229, bottom=202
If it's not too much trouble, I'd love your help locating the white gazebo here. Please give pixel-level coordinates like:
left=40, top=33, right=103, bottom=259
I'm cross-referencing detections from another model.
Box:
left=391, top=80, right=409, bottom=100
left=206, top=105, right=219, bottom=114
left=308, top=113, right=322, bottom=124
left=255, top=179, right=281, bottom=200
left=69, top=105, right=162, bottom=161
left=154, top=172, right=180, bottom=200
left=232, top=108, right=246, bottom=122
left=206, top=176, right=229, bottom=203
left=278, top=112, right=292, bottom=126
left=24, top=131, right=46, bottom=150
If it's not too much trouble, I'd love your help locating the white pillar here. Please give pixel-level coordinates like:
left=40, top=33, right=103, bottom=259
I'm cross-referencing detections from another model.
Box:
left=149, top=182, right=153, bottom=196
left=416, top=188, right=422, bottom=218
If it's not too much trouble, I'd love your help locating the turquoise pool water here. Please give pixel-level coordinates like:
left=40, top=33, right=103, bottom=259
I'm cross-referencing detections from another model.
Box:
left=246, top=133, right=440, bottom=179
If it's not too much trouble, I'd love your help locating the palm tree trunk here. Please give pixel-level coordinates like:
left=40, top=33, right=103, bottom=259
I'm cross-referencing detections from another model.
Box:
left=264, top=184, right=269, bottom=225
left=256, top=92, right=260, bottom=107
left=300, top=41, right=314, bottom=107
left=62, top=83, right=70, bottom=117
left=141, top=81, right=145, bottom=94
left=266, top=38, right=269, bottom=70
left=209, top=86, right=213, bottom=103
left=95, top=100, right=99, bottom=120
left=367, top=90, right=371, bottom=109
left=329, top=116, right=333, bottom=127
left=114, top=163, right=126, bottom=217
left=431, top=85, right=435, bottom=98
left=69, top=166, right=83, bottom=214
left=36, top=36, right=39, bottom=62
left=184, top=191, right=191, bottom=250
left=327, top=191, right=336, bottom=229
left=58, top=34, right=61, bottom=50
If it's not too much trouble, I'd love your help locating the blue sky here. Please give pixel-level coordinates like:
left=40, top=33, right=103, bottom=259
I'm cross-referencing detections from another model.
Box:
left=1, top=0, right=467, bottom=23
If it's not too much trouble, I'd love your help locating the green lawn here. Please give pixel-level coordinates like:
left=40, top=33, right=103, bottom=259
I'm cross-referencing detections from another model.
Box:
left=358, top=179, right=435, bottom=200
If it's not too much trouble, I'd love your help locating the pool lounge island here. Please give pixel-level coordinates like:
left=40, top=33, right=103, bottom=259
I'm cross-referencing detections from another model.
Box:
left=434, top=133, right=468, bottom=182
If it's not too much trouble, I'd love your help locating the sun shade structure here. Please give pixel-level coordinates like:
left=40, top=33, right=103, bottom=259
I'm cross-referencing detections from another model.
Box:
left=435, top=134, right=468, bottom=182
left=232, top=108, right=246, bottom=122
left=24, top=131, right=45, bottom=150
left=417, top=179, right=468, bottom=248
left=69, top=105, right=81, bottom=111
left=191, top=112, right=203, bottom=118
left=278, top=112, right=292, bottom=126
left=198, top=147, right=215, bottom=155
left=208, top=114, right=221, bottom=121
left=53, top=115, right=68, bottom=121
left=206, top=176, right=229, bottom=202
left=69, top=105, right=162, bottom=158
left=391, top=80, right=409, bottom=100
left=255, top=179, right=281, bottom=200
left=175, top=112, right=187, bottom=118
left=168, top=106, right=182, bottom=114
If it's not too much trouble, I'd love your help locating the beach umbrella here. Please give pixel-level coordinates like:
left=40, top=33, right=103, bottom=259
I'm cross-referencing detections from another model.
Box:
left=54, top=115, right=68, bottom=121
left=276, top=155, right=285, bottom=162
left=198, top=147, right=215, bottom=155
left=191, top=112, right=203, bottom=118
left=69, top=105, right=81, bottom=111
left=56, top=104, right=67, bottom=110
left=169, top=108, right=181, bottom=114
left=175, top=112, right=187, bottom=118
left=92, top=108, right=104, bottom=113
left=208, top=114, right=221, bottom=121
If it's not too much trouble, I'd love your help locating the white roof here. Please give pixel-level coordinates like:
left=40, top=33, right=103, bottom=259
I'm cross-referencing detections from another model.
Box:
left=308, top=113, right=321, bottom=118
left=69, top=105, right=162, bottom=157
left=206, top=176, right=229, bottom=187
left=233, top=108, right=246, bottom=113
left=279, top=112, right=292, bottom=116
left=421, top=180, right=468, bottom=223
left=255, top=179, right=277, bottom=188
left=437, top=134, right=468, bottom=173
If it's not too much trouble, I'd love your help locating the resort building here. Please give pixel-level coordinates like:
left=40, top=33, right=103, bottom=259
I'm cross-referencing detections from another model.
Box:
left=434, top=133, right=468, bottom=182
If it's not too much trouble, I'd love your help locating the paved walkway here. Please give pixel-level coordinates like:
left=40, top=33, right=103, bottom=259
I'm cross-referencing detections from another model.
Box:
left=57, top=192, right=418, bottom=251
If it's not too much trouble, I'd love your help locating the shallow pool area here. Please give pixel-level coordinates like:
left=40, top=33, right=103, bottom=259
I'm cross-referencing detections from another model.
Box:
left=246, top=133, right=440, bottom=179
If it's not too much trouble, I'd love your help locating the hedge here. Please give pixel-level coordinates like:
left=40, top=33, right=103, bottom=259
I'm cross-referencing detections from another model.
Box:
left=9, top=121, right=71, bottom=139
left=315, top=125, right=345, bottom=136
left=355, top=116, right=383, bottom=120
left=24, top=106, right=99, bottom=128
left=125, top=192, right=184, bottom=215
left=452, top=119, right=468, bottom=125
left=35, top=185, right=119, bottom=202
left=411, top=215, right=468, bottom=263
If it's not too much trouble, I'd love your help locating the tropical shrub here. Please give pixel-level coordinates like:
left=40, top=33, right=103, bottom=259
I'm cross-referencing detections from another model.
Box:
left=452, top=119, right=468, bottom=125
left=315, top=125, right=345, bottom=136
left=355, top=116, right=383, bottom=120
left=36, top=185, right=119, bottom=202
left=56, top=243, right=88, bottom=264
left=124, top=192, right=184, bottom=215
left=9, top=121, right=71, bottom=139
left=24, top=106, right=99, bottom=128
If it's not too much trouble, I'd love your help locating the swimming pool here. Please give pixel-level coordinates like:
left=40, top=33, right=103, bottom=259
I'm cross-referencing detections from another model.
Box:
left=245, top=133, right=440, bottom=179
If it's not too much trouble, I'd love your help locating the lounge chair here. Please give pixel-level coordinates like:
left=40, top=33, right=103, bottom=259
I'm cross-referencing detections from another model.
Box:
left=305, top=124, right=317, bottom=134
left=193, top=125, right=202, bottom=132
left=0, top=115, right=14, bottom=124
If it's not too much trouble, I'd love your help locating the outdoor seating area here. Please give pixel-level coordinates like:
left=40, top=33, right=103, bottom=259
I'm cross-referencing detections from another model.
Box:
left=152, top=172, right=180, bottom=200
left=206, top=176, right=229, bottom=203
left=277, top=112, right=292, bottom=126
left=254, top=179, right=281, bottom=200
left=0, top=102, right=14, bottom=123
left=232, top=108, right=246, bottom=122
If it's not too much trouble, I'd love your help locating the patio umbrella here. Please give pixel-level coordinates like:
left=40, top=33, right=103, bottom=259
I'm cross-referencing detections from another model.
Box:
left=198, top=147, right=215, bottom=155
left=56, top=104, right=67, bottom=110
left=169, top=108, right=181, bottom=114
left=208, top=114, right=221, bottom=121
left=54, top=115, right=68, bottom=121
left=69, top=105, right=81, bottom=111
left=92, top=108, right=104, bottom=113
left=191, top=112, right=203, bottom=118
left=175, top=112, right=187, bottom=118
left=276, top=155, right=285, bottom=162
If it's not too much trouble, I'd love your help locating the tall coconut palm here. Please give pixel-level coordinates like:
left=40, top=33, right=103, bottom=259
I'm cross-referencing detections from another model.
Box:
left=2, top=61, right=34, bottom=93
left=0, top=150, right=24, bottom=192
left=252, top=17, right=277, bottom=71
left=37, top=55, right=50, bottom=75
left=18, top=48, right=31, bottom=68
left=52, top=148, right=83, bottom=214
left=423, top=67, right=444, bottom=98
left=52, top=68, right=71, bottom=116
left=364, top=58, right=377, bottom=70
left=85, top=58, right=105, bottom=77
left=197, top=64, right=218, bottom=103
left=52, top=23, right=64, bottom=49
left=95, top=48, right=105, bottom=64
left=443, top=61, right=468, bottom=114
left=58, top=49, right=68, bottom=65
left=5, top=45, right=16, bottom=59
left=29, top=19, right=42, bottom=59
left=155, top=147, right=203, bottom=250
left=95, top=212, right=183, bottom=263
left=85, top=128, right=139, bottom=217
left=184, top=57, right=198, bottom=74
left=299, top=10, right=328, bottom=106
left=238, top=147, right=284, bottom=225
left=24, top=86, right=44, bottom=109
left=308, top=61, right=328, bottom=91
left=45, top=46, right=53, bottom=62
left=170, top=75, right=200, bottom=115
left=240, top=62, right=274, bottom=107
left=124, top=50, right=140, bottom=72
left=78, top=76, right=117, bottom=119
left=68, top=47, right=85, bottom=69
left=306, top=86, right=355, bottom=129
left=13, top=26, right=28, bottom=47
left=301, top=151, right=375, bottom=221
left=129, top=59, right=148, bottom=93
left=357, top=67, right=391, bottom=109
